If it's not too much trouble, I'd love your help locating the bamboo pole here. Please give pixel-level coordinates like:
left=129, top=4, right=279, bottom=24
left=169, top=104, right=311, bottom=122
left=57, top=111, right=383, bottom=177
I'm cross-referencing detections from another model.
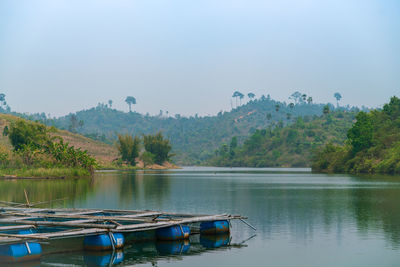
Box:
left=1, top=219, right=116, bottom=229
left=0, top=233, right=48, bottom=240
left=24, top=189, right=30, bottom=207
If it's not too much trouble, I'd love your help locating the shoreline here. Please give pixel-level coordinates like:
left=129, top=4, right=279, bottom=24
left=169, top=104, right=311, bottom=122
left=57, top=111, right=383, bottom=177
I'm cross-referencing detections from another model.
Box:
left=0, top=163, right=181, bottom=180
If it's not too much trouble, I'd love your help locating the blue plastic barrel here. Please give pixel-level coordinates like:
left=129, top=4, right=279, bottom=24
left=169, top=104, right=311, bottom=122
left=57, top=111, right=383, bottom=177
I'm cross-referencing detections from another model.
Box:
left=156, top=225, right=190, bottom=241
left=200, top=220, right=230, bottom=235
left=0, top=229, right=42, bottom=263
left=84, top=233, right=125, bottom=251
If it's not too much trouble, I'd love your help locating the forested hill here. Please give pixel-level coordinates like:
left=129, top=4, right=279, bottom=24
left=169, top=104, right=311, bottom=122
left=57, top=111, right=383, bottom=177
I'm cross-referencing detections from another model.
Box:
left=23, top=96, right=358, bottom=165
left=312, top=96, right=400, bottom=174
left=209, top=111, right=357, bottom=167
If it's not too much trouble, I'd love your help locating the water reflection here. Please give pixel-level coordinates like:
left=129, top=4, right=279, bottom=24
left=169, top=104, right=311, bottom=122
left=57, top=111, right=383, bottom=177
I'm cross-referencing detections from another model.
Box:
left=40, top=235, right=245, bottom=266
left=1, top=169, right=400, bottom=266
left=0, top=178, right=93, bottom=207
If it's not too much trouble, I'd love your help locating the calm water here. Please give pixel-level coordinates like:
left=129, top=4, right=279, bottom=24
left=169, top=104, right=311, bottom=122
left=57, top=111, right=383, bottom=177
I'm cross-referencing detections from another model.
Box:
left=1, top=167, right=400, bottom=266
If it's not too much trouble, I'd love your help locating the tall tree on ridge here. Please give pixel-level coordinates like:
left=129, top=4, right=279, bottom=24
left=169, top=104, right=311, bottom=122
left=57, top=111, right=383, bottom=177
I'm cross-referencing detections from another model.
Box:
left=232, top=91, right=243, bottom=107
left=125, top=96, right=136, bottom=112
left=334, top=92, right=342, bottom=107
left=248, top=92, right=255, bottom=100
left=289, top=91, right=302, bottom=104
left=239, top=92, right=244, bottom=105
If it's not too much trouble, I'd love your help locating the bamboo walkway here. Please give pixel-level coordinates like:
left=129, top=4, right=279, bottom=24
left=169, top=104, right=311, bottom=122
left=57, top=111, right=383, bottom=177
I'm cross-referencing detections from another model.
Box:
left=0, top=207, right=248, bottom=245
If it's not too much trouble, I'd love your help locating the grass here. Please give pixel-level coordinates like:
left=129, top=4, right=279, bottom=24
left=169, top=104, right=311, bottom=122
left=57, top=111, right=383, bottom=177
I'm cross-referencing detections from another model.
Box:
left=0, top=114, right=119, bottom=166
left=0, top=167, right=91, bottom=178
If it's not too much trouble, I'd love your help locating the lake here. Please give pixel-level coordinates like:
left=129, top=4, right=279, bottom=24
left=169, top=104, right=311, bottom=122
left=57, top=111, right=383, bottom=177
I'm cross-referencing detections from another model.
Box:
left=1, top=167, right=400, bottom=266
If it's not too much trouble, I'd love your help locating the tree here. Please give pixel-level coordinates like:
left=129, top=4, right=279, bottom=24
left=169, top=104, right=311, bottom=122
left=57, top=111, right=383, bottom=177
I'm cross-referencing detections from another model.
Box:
left=289, top=91, right=302, bottom=104
left=334, top=92, right=342, bottom=107
left=229, top=136, right=237, bottom=158
left=0, top=93, right=7, bottom=110
left=125, top=96, right=136, bottom=112
left=307, top=96, right=313, bottom=104
left=143, top=132, right=172, bottom=164
left=69, top=114, right=79, bottom=133
left=117, top=134, right=140, bottom=166
left=347, top=111, right=373, bottom=153
left=289, top=103, right=294, bottom=110
left=286, top=113, right=292, bottom=120
left=232, top=91, right=244, bottom=107
left=8, top=120, right=48, bottom=151
left=108, top=100, right=113, bottom=108
left=239, top=92, right=244, bottom=105
left=301, top=94, right=307, bottom=102
left=275, top=104, right=280, bottom=112
left=383, top=96, right=400, bottom=119
left=323, top=105, right=330, bottom=115
left=248, top=92, right=255, bottom=100
left=266, top=113, right=272, bottom=120
left=232, top=91, right=240, bottom=107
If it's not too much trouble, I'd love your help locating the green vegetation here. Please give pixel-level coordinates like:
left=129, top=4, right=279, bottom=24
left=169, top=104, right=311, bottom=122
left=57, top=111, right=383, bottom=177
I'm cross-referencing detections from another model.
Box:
left=143, top=132, right=172, bottom=164
left=0, top=119, right=97, bottom=177
left=209, top=111, right=357, bottom=167
left=116, top=132, right=172, bottom=166
left=0, top=167, right=90, bottom=178
left=117, top=134, right=141, bottom=166
left=33, top=92, right=360, bottom=165
left=312, top=96, right=400, bottom=174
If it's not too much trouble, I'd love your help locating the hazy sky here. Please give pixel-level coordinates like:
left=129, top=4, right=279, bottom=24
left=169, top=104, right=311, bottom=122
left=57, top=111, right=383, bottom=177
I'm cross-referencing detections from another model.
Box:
left=0, top=0, right=399, bottom=117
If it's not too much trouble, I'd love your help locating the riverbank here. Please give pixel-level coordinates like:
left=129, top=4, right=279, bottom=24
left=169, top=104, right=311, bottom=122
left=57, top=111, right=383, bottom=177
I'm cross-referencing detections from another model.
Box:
left=98, top=161, right=181, bottom=171
left=0, top=167, right=91, bottom=179
left=0, top=162, right=181, bottom=179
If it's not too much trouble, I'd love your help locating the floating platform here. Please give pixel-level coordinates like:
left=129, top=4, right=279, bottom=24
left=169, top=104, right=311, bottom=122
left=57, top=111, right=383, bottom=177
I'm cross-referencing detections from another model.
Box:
left=0, top=206, right=249, bottom=262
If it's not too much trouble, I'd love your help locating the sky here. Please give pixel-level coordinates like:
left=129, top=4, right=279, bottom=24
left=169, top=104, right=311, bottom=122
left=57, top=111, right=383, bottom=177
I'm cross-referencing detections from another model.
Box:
left=0, top=0, right=399, bottom=117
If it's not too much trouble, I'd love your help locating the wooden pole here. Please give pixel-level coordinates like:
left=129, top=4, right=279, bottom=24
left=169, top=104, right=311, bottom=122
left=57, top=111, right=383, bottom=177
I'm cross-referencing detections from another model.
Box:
left=24, top=189, right=30, bottom=207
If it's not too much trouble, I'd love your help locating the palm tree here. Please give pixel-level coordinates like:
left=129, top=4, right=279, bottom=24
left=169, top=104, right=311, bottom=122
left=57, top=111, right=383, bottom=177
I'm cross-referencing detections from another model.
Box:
left=232, top=91, right=240, bottom=107
left=239, top=92, right=244, bottom=105
left=248, top=92, right=255, bottom=100
left=334, top=92, right=342, bottom=107
left=125, top=96, right=136, bottom=112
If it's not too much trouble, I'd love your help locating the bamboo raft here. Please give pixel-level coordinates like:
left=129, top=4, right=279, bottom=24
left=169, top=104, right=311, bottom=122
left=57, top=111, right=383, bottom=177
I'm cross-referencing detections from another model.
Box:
left=0, top=207, right=249, bottom=244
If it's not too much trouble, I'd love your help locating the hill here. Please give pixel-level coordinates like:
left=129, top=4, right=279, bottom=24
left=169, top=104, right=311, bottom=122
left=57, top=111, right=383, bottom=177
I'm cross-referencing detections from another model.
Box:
left=312, top=96, right=400, bottom=174
left=39, top=95, right=359, bottom=165
left=0, top=114, right=118, bottom=167
left=208, top=110, right=357, bottom=167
